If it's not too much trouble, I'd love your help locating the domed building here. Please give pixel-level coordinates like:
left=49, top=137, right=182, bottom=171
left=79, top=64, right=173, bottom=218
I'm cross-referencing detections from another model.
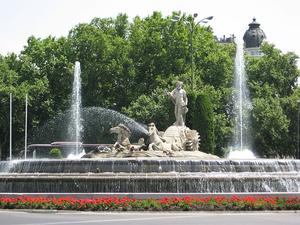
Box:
left=243, top=18, right=266, bottom=56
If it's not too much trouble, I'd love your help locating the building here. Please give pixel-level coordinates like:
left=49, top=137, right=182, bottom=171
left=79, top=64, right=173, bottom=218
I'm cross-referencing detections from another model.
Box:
left=243, top=18, right=266, bottom=56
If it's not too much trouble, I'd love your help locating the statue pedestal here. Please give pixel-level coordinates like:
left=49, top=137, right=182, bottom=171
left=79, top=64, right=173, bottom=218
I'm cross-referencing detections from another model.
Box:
left=163, top=125, right=202, bottom=152
left=162, top=125, right=188, bottom=149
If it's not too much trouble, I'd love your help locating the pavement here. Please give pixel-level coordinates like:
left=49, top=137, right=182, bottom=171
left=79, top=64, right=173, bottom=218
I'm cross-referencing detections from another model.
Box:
left=0, top=210, right=299, bottom=225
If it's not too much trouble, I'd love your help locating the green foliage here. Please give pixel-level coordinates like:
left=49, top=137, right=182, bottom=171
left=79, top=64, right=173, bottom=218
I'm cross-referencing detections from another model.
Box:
left=246, top=43, right=300, bottom=157
left=247, top=43, right=299, bottom=98
left=3, top=12, right=299, bottom=159
left=187, top=91, right=215, bottom=154
left=49, top=148, right=62, bottom=159
left=0, top=12, right=236, bottom=158
left=68, top=15, right=135, bottom=109
left=122, top=88, right=174, bottom=130
left=0, top=54, right=50, bottom=159
left=252, top=97, right=290, bottom=157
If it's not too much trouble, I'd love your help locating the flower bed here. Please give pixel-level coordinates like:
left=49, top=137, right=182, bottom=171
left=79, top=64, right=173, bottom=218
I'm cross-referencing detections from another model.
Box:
left=0, top=196, right=299, bottom=211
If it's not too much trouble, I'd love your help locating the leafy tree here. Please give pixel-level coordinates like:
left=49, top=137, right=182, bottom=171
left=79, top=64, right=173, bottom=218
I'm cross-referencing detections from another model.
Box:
left=68, top=14, right=135, bottom=110
left=280, top=88, right=300, bottom=158
left=22, top=36, right=73, bottom=115
left=246, top=43, right=300, bottom=157
left=0, top=12, right=237, bottom=158
left=247, top=43, right=299, bottom=98
left=251, top=97, right=290, bottom=157
left=0, top=54, right=49, bottom=159
left=123, top=88, right=174, bottom=130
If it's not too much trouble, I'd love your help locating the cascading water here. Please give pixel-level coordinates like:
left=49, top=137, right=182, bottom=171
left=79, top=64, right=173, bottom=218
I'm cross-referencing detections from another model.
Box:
left=228, top=39, right=255, bottom=159
left=68, top=61, right=83, bottom=156
left=1, top=159, right=299, bottom=193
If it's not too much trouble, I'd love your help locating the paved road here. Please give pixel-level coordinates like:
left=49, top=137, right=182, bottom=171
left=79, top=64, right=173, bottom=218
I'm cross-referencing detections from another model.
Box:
left=0, top=210, right=299, bottom=225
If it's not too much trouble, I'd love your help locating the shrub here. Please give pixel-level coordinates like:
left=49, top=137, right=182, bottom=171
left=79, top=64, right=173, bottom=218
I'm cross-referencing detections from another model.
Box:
left=49, top=148, right=62, bottom=159
left=187, top=91, right=215, bottom=154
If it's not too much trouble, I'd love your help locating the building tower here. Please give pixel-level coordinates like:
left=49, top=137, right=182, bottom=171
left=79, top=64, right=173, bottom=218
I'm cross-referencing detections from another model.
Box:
left=243, top=18, right=266, bottom=56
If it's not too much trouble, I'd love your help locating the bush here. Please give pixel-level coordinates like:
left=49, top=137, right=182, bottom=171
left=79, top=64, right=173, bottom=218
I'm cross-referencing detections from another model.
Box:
left=49, top=148, right=62, bottom=159
left=187, top=91, right=215, bottom=154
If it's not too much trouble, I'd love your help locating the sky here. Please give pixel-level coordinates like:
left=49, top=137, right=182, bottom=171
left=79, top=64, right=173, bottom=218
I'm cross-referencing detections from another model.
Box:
left=0, top=0, right=300, bottom=67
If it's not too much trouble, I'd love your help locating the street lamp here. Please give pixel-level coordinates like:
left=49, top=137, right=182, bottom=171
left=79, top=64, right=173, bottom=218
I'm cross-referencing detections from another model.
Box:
left=172, top=14, right=213, bottom=91
left=297, top=99, right=300, bottom=159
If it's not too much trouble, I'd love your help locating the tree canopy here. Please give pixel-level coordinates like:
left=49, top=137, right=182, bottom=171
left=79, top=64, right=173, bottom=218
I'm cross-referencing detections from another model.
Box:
left=246, top=43, right=300, bottom=157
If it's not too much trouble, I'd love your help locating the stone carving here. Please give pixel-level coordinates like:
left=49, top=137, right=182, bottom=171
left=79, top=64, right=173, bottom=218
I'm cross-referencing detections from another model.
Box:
left=184, top=129, right=200, bottom=151
left=147, top=122, right=200, bottom=153
left=83, top=122, right=216, bottom=159
left=82, top=81, right=218, bottom=159
left=167, top=81, right=188, bottom=126
left=162, top=125, right=199, bottom=152
left=148, top=122, right=174, bottom=154
left=109, top=123, right=131, bottom=151
left=148, top=122, right=165, bottom=151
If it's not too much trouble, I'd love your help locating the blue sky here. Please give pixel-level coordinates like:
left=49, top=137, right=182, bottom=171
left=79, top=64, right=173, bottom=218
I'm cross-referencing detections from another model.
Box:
left=1, top=0, right=300, bottom=67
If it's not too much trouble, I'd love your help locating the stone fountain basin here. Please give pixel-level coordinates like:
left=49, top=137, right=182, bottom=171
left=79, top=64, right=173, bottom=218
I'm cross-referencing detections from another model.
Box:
left=0, top=159, right=299, bottom=193
left=1, top=158, right=299, bottom=173
left=0, top=172, right=299, bottom=193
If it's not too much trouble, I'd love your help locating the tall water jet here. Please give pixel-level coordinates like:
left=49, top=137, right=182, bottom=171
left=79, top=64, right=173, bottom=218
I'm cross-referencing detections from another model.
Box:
left=228, top=39, right=255, bottom=159
left=68, top=61, right=83, bottom=155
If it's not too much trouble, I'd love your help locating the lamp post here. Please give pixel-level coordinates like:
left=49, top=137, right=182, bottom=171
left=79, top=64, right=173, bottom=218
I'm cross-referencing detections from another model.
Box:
left=24, top=94, right=28, bottom=159
left=9, top=93, right=12, bottom=161
left=173, top=14, right=213, bottom=91
left=297, top=99, right=300, bottom=159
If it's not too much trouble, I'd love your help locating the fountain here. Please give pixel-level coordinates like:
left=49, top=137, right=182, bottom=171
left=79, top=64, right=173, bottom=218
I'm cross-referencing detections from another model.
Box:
left=68, top=61, right=83, bottom=156
left=0, top=62, right=299, bottom=196
left=0, top=158, right=299, bottom=193
left=27, top=106, right=149, bottom=158
left=228, top=39, right=255, bottom=159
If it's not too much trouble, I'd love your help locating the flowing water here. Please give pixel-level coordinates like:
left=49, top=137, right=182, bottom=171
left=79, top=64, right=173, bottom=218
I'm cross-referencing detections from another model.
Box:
left=30, top=107, right=148, bottom=144
left=0, top=159, right=299, bottom=193
left=29, top=107, right=148, bottom=158
left=68, top=61, right=83, bottom=155
left=228, top=39, right=255, bottom=159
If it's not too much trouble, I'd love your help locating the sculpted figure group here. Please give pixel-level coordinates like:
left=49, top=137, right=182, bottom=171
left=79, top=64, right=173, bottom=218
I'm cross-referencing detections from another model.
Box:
left=82, top=81, right=215, bottom=158
left=107, top=82, right=197, bottom=153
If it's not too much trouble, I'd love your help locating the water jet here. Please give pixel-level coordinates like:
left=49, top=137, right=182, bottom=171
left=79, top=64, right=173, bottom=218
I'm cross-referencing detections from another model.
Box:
left=228, top=39, right=255, bottom=159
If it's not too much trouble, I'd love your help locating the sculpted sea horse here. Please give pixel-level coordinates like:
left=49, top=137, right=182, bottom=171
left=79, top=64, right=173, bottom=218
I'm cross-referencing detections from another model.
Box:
left=148, top=122, right=180, bottom=153
left=109, top=123, right=131, bottom=151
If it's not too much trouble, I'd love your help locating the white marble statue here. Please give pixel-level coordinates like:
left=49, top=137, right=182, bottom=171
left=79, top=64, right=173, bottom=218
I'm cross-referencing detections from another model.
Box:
left=167, top=81, right=188, bottom=126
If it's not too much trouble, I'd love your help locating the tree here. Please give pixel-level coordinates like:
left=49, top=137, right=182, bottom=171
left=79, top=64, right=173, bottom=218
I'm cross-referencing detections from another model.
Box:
left=68, top=14, right=135, bottom=110
left=0, top=54, right=49, bottom=159
left=186, top=91, right=215, bottom=153
left=123, top=88, right=174, bottom=130
left=22, top=36, right=73, bottom=115
left=247, top=43, right=299, bottom=98
left=246, top=43, right=300, bottom=157
left=251, top=97, right=290, bottom=157
left=0, top=12, right=237, bottom=158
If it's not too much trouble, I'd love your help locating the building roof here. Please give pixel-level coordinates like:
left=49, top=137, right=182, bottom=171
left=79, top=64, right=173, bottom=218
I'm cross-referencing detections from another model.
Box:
left=243, top=18, right=266, bottom=48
